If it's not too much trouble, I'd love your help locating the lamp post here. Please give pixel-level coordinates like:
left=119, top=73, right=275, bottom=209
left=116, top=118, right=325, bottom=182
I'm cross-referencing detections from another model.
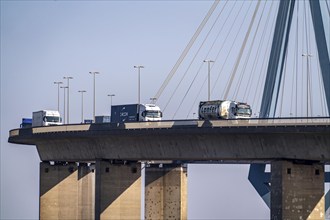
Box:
left=54, top=81, right=63, bottom=111
left=134, top=65, right=144, bottom=105
left=89, top=71, right=100, bottom=122
left=107, top=94, right=115, bottom=113
left=203, top=60, right=214, bottom=101
left=63, top=76, right=73, bottom=124
left=78, top=90, right=87, bottom=123
left=60, top=86, right=68, bottom=124
left=302, top=53, right=312, bottom=117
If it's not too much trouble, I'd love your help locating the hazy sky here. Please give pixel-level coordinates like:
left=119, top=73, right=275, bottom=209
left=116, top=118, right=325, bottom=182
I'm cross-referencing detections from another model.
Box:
left=1, top=1, right=329, bottom=219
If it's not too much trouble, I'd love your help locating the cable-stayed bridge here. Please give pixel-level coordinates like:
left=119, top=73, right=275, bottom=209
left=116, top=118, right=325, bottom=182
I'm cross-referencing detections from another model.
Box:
left=154, top=0, right=329, bottom=120
left=8, top=0, right=330, bottom=219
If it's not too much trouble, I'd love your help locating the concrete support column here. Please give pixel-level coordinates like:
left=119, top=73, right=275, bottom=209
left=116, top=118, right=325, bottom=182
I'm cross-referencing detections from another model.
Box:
left=145, top=164, right=187, bottom=220
left=78, top=163, right=95, bottom=220
left=39, top=162, right=78, bottom=220
left=271, top=160, right=325, bottom=219
left=95, top=160, right=141, bottom=220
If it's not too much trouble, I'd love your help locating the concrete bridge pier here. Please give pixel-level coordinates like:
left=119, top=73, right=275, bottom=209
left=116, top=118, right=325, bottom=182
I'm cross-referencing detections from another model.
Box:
left=78, top=163, right=95, bottom=220
left=145, top=164, right=187, bottom=220
left=271, top=160, right=325, bottom=219
left=39, top=162, right=79, bottom=220
left=40, top=162, right=95, bottom=220
left=94, top=160, right=141, bottom=220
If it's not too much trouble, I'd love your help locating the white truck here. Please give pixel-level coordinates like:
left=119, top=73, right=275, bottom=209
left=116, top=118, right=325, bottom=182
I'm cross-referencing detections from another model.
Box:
left=32, top=110, right=63, bottom=127
left=111, top=104, right=162, bottom=123
left=199, top=100, right=252, bottom=120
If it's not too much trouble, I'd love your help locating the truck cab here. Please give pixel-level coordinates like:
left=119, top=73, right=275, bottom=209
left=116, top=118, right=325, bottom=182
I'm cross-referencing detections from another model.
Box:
left=235, top=102, right=252, bottom=119
left=139, top=104, right=163, bottom=121
left=32, top=110, right=63, bottom=127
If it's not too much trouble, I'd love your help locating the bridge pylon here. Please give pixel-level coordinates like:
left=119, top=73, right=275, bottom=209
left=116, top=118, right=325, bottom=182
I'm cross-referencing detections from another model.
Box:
left=251, top=0, right=330, bottom=218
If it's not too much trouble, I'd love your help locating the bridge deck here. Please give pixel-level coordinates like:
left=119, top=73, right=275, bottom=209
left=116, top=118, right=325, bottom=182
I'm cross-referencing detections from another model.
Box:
left=8, top=118, right=330, bottom=163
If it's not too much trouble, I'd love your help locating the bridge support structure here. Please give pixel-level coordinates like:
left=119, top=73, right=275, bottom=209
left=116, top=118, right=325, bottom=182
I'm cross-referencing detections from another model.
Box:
left=95, top=160, right=141, bottom=220
left=145, top=164, right=187, bottom=220
left=252, top=0, right=330, bottom=216
left=39, top=161, right=141, bottom=220
left=77, top=163, right=95, bottom=219
left=12, top=122, right=329, bottom=219
left=39, top=161, right=188, bottom=220
left=271, top=160, right=325, bottom=219
left=40, top=162, right=95, bottom=220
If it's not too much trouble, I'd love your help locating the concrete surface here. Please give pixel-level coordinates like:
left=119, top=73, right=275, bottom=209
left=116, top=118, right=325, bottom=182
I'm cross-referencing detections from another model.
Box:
left=40, top=162, right=79, bottom=220
left=145, top=165, right=187, bottom=219
left=95, top=161, right=141, bottom=220
left=8, top=120, right=330, bottom=163
left=271, top=160, right=325, bottom=219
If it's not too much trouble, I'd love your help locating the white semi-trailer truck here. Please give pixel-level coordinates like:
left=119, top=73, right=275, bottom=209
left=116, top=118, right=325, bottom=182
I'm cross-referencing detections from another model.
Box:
left=199, top=100, right=252, bottom=120
left=111, top=104, right=162, bottom=123
left=32, top=110, right=63, bottom=127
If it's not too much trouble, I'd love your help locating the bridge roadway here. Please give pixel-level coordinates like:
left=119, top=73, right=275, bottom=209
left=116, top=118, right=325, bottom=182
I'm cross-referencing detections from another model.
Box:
left=8, top=118, right=330, bottom=163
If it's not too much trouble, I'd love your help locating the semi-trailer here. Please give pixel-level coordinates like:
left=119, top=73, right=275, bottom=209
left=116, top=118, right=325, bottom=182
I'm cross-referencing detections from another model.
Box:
left=199, top=100, right=252, bottom=120
left=111, top=104, right=162, bottom=123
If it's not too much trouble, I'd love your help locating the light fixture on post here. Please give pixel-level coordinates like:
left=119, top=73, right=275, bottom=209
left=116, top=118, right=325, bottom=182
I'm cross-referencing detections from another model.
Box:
left=89, top=71, right=100, bottom=122
left=107, top=94, right=115, bottom=114
left=63, top=76, right=73, bottom=123
left=150, top=97, right=157, bottom=104
left=203, top=60, right=214, bottom=101
left=133, top=65, right=144, bottom=105
left=78, top=90, right=87, bottom=123
left=54, top=81, right=63, bottom=111
left=60, top=86, right=68, bottom=124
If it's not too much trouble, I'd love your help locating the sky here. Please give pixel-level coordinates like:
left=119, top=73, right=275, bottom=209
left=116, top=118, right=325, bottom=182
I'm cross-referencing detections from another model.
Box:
left=0, top=1, right=329, bottom=219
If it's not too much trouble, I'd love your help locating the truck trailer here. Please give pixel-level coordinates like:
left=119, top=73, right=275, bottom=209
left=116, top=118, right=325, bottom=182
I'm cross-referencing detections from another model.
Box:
left=111, top=104, right=162, bottom=123
left=20, top=118, right=32, bottom=128
left=199, top=100, right=252, bottom=120
left=95, top=115, right=111, bottom=123
left=32, top=110, right=63, bottom=127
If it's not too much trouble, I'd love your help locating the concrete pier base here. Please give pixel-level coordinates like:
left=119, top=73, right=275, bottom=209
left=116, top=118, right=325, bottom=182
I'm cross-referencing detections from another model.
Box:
left=145, top=165, right=187, bottom=220
left=95, top=161, right=141, bottom=220
left=78, top=163, right=95, bottom=220
left=271, top=160, right=325, bottom=219
left=39, top=162, right=78, bottom=220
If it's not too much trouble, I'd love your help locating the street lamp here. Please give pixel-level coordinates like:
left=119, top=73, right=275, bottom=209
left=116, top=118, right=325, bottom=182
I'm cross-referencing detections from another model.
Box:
left=302, top=53, right=313, bottom=117
left=150, top=97, right=157, bottom=104
left=78, top=90, right=87, bottom=123
left=54, top=81, right=63, bottom=111
left=134, top=65, right=144, bottom=105
left=203, top=60, right=214, bottom=101
left=60, top=86, right=68, bottom=124
left=107, top=94, right=115, bottom=113
left=89, top=71, right=100, bottom=122
left=63, top=76, right=73, bottom=124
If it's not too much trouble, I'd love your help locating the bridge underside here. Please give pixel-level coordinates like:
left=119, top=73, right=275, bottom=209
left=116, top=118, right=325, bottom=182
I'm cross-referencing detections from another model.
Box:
left=9, top=123, right=330, bottom=163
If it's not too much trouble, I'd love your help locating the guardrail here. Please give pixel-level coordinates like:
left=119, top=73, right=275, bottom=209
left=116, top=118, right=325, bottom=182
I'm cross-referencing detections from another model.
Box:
left=9, top=117, right=330, bottom=137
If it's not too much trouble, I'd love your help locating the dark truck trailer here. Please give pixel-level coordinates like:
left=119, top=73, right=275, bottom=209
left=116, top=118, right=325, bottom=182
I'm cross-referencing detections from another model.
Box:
left=20, top=118, right=32, bottom=128
left=111, top=104, right=139, bottom=123
left=95, top=116, right=111, bottom=123
left=111, top=104, right=162, bottom=123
